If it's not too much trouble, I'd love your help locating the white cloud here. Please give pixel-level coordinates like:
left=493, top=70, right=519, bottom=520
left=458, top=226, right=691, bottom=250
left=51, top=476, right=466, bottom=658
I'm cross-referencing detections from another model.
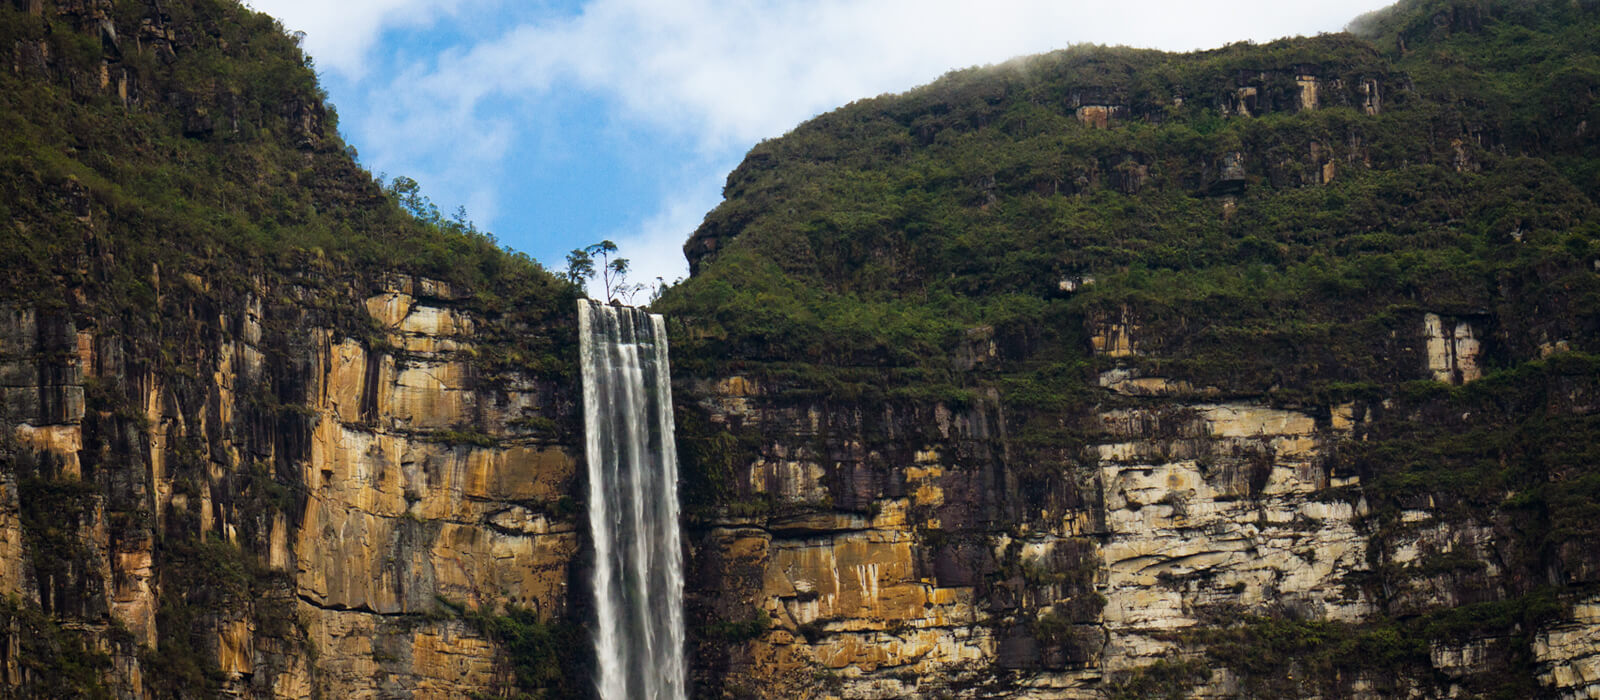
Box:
left=404, top=0, right=1396, bottom=150
left=247, top=0, right=480, bottom=78
left=592, top=166, right=729, bottom=301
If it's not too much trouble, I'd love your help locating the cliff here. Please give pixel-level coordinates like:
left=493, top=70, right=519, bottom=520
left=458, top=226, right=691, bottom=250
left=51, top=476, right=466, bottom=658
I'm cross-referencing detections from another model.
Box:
left=1, top=273, right=584, bottom=698
left=6, top=0, right=1600, bottom=697
left=656, top=0, right=1600, bottom=697
left=0, top=0, right=587, bottom=697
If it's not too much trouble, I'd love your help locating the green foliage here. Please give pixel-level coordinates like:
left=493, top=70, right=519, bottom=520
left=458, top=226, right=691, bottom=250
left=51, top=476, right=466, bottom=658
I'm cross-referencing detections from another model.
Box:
left=650, top=5, right=1600, bottom=695
left=674, top=401, right=765, bottom=515
left=1104, top=659, right=1210, bottom=700
left=507, top=414, right=561, bottom=436
left=1350, top=353, right=1600, bottom=566
left=427, top=428, right=501, bottom=448
left=1195, top=588, right=1571, bottom=698
left=463, top=606, right=588, bottom=699
left=17, top=477, right=101, bottom=600
left=655, top=1, right=1600, bottom=535
left=0, top=0, right=574, bottom=366
left=1198, top=616, right=1426, bottom=677
left=701, top=607, right=773, bottom=642
left=143, top=536, right=277, bottom=698
left=0, top=1, right=585, bottom=696
left=565, top=239, right=649, bottom=303
left=0, top=596, right=113, bottom=699
left=657, top=0, right=1600, bottom=425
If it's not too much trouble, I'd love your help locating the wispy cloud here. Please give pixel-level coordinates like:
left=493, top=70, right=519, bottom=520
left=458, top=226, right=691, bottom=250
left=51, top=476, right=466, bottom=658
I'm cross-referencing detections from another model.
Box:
left=249, top=0, right=484, bottom=79
left=594, top=166, right=726, bottom=300
left=333, top=0, right=1392, bottom=148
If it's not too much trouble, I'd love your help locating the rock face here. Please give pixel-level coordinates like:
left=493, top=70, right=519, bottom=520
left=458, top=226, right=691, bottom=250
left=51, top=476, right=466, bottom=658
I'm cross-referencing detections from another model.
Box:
left=677, top=303, right=1600, bottom=699
left=659, top=1, right=1600, bottom=694
left=1536, top=595, right=1600, bottom=699
left=1093, top=402, right=1371, bottom=672
left=7, top=0, right=1600, bottom=697
left=1423, top=313, right=1483, bottom=384
left=0, top=272, right=582, bottom=698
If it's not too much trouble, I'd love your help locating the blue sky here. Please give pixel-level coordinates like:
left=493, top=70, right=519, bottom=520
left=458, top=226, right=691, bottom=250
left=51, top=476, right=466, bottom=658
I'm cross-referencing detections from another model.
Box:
left=249, top=0, right=1396, bottom=293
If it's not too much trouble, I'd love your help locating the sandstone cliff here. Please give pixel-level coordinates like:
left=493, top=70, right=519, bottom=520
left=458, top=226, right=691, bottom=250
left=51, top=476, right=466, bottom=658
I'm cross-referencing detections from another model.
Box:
left=0, top=270, right=584, bottom=698
left=1, top=0, right=588, bottom=697
left=676, top=320, right=1600, bottom=699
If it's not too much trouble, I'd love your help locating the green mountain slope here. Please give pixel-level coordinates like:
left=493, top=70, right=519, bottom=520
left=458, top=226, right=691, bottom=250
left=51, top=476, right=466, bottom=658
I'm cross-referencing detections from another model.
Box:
left=663, top=0, right=1598, bottom=387
left=0, top=0, right=571, bottom=336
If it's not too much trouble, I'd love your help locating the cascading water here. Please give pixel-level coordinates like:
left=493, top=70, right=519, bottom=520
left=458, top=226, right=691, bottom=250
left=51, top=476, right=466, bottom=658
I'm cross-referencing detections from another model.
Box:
left=578, top=300, right=687, bottom=700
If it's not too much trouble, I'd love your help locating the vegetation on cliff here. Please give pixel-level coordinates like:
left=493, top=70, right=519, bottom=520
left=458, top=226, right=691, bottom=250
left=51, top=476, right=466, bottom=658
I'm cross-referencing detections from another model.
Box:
left=660, top=0, right=1597, bottom=389
left=0, top=0, right=576, bottom=366
left=0, top=1, right=579, bottom=697
left=3, top=0, right=1600, bottom=695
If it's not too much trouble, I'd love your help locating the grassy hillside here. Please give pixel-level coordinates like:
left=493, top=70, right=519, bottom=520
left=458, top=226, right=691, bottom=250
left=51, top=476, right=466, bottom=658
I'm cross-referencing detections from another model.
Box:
left=660, top=0, right=1598, bottom=392
left=0, top=0, right=572, bottom=333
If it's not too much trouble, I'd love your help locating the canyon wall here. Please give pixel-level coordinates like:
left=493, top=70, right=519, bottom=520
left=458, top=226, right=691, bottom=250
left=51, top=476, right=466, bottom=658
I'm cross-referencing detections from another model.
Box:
left=0, top=271, right=583, bottom=698
left=5, top=0, right=1600, bottom=698
left=678, top=310, right=1600, bottom=699
left=663, top=3, right=1600, bottom=694
left=1, top=0, right=591, bottom=694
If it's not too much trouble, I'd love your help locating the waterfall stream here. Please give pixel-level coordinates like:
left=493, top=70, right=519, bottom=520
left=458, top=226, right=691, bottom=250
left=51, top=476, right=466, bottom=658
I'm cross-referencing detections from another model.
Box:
left=578, top=300, right=687, bottom=700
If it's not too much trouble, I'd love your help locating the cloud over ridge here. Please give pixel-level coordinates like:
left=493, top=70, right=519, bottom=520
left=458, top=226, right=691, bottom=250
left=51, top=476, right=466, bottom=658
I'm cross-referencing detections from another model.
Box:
left=253, top=0, right=1396, bottom=290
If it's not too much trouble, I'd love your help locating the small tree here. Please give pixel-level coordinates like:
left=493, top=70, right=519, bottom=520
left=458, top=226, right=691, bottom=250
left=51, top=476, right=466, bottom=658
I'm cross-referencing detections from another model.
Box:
left=386, top=176, right=441, bottom=226
left=564, top=240, right=646, bottom=303
left=563, top=247, right=596, bottom=286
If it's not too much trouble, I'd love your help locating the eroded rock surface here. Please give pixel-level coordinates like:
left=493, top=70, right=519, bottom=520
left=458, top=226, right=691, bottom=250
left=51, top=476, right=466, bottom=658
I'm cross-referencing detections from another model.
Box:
left=0, top=272, right=580, bottom=698
left=680, top=305, right=1600, bottom=699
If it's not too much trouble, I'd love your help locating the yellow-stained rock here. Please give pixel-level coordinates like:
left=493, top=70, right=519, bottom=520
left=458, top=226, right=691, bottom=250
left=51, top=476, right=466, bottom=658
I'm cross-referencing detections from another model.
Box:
left=364, top=292, right=414, bottom=329
left=13, top=423, right=82, bottom=478
left=1094, top=398, right=1372, bottom=673
left=1198, top=403, right=1315, bottom=438
left=217, top=618, right=253, bottom=677
left=391, top=361, right=471, bottom=429
left=302, top=605, right=500, bottom=700
left=429, top=521, right=579, bottom=611
left=1535, top=594, right=1600, bottom=700
left=749, top=459, right=829, bottom=503
left=110, top=547, right=157, bottom=647
left=0, top=477, right=25, bottom=599
left=1091, top=306, right=1138, bottom=357
left=1297, top=75, right=1319, bottom=111
left=1425, top=313, right=1483, bottom=384
left=400, top=305, right=474, bottom=337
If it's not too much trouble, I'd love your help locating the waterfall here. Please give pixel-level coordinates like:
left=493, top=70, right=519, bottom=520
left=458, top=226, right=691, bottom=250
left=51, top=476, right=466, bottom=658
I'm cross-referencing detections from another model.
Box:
left=578, top=300, right=687, bottom=700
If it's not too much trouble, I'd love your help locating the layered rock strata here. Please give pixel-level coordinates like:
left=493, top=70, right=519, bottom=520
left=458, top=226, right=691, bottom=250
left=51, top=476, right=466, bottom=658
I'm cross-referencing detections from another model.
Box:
left=0, top=273, right=580, bottom=698
left=680, top=309, right=1600, bottom=699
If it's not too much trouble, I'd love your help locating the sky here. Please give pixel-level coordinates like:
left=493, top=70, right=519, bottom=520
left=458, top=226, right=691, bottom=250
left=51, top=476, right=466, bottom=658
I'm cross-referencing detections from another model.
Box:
left=247, top=0, right=1397, bottom=294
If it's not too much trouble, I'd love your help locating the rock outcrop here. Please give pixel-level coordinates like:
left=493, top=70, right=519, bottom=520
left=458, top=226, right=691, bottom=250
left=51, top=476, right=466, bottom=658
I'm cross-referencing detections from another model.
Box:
left=0, top=271, right=582, bottom=698
left=678, top=309, right=1600, bottom=698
